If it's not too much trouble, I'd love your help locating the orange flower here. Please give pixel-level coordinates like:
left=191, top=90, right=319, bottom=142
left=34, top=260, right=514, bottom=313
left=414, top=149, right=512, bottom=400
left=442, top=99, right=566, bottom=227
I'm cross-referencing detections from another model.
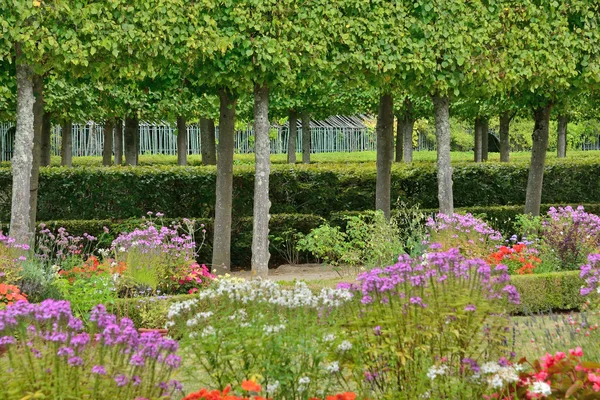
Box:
left=241, top=380, right=261, bottom=392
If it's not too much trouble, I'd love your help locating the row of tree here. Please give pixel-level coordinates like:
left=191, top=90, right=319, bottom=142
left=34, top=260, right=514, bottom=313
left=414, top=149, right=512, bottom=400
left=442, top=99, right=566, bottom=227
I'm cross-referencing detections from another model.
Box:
left=1, top=0, right=599, bottom=276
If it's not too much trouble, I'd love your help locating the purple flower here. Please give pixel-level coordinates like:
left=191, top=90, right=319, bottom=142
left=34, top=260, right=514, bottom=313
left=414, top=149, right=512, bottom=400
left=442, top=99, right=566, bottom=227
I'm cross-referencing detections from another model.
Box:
left=130, top=354, right=145, bottom=367
left=57, top=346, right=75, bottom=357
left=464, top=304, right=477, bottom=312
left=132, top=375, right=142, bottom=386
left=114, top=374, right=129, bottom=387
left=68, top=357, right=84, bottom=366
left=92, top=365, right=107, bottom=375
left=164, top=354, right=181, bottom=368
left=462, top=358, right=480, bottom=373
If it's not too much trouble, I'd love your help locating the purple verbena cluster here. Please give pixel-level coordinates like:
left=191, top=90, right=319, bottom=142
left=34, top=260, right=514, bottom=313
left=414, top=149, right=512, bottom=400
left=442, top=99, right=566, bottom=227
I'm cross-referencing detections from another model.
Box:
left=579, top=253, right=600, bottom=296
left=0, top=300, right=182, bottom=397
left=344, top=248, right=520, bottom=305
left=0, top=230, right=30, bottom=252
left=36, top=224, right=95, bottom=262
left=426, top=213, right=503, bottom=243
left=542, top=206, right=600, bottom=269
left=111, top=223, right=195, bottom=261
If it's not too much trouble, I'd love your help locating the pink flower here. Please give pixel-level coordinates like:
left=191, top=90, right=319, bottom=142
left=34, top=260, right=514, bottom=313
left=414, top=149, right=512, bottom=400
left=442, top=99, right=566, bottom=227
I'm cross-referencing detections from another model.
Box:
left=569, top=347, right=583, bottom=357
left=554, top=352, right=566, bottom=361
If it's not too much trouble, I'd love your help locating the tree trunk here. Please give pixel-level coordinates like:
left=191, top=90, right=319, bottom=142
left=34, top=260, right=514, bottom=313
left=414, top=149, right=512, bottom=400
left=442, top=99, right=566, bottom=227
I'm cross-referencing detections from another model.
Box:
left=212, top=89, right=236, bottom=275
left=29, top=74, right=44, bottom=235
left=301, top=112, right=311, bottom=164
left=114, top=118, right=123, bottom=165
left=557, top=115, right=568, bottom=158
left=9, top=60, right=35, bottom=245
left=524, top=104, right=553, bottom=216
left=432, top=94, right=454, bottom=215
left=102, top=119, right=114, bottom=166
left=61, top=120, right=72, bottom=167
left=482, top=117, right=489, bottom=161
left=124, top=115, right=138, bottom=166
left=251, top=84, right=271, bottom=279
left=375, top=94, right=394, bottom=219
left=287, top=110, right=298, bottom=164
left=40, top=112, right=51, bottom=166
left=499, top=111, right=510, bottom=162
left=177, top=116, right=187, bottom=166
left=474, top=117, right=483, bottom=162
left=401, top=116, right=414, bottom=163
left=200, top=117, right=217, bottom=165
left=395, top=117, right=403, bottom=162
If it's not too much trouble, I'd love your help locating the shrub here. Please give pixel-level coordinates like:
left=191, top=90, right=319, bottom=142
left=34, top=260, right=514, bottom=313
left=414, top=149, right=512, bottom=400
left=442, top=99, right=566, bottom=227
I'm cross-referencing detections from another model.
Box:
left=166, top=277, right=353, bottom=398
left=336, top=249, right=520, bottom=399
left=0, top=300, right=183, bottom=399
left=425, top=212, right=503, bottom=257
left=1, top=159, right=600, bottom=221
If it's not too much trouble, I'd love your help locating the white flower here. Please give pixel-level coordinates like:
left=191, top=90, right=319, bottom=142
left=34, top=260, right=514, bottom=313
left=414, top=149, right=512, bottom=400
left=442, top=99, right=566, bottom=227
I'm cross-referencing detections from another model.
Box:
left=263, top=324, right=286, bottom=334
left=325, top=361, right=340, bottom=373
left=323, top=334, right=336, bottom=342
left=426, top=365, right=449, bottom=380
left=337, top=340, right=352, bottom=352
left=298, top=376, right=310, bottom=385
left=266, top=381, right=280, bottom=395
left=197, top=311, right=213, bottom=319
left=201, top=326, right=216, bottom=337
left=530, top=381, right=552, bottom=396
left=481, top=362, right=500, bottom=374
left=489, top=375, right=504, bottom=389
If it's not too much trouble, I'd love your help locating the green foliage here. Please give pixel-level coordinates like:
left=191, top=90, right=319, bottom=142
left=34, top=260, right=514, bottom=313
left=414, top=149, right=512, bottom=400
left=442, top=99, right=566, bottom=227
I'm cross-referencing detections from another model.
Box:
left=18, top=259, right=60, bottom=303
left=509, top=271, right=584, bottom=314
left=296, top=224, right=348, bottom=265
left=2, top=159, right=600, bottom=222
left=52, top=274, right=117, bottom=319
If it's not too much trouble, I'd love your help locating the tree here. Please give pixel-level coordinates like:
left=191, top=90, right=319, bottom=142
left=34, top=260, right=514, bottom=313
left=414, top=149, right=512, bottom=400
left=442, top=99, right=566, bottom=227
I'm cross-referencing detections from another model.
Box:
left=496, top=2, right=600, bottom=215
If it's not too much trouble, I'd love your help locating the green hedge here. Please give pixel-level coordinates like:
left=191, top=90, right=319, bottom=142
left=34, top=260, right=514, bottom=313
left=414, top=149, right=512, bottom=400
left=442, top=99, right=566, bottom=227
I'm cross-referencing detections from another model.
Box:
left=108, top=272, right=587, bottom=329
left=1, top=158, right=600, bottom=221
left=509, top=271, right=585, bottom=314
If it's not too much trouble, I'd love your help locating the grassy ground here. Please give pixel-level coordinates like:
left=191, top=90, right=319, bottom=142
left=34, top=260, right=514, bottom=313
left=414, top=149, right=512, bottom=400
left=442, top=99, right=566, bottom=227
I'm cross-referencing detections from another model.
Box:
left=11, top=149, right=597, bottom=168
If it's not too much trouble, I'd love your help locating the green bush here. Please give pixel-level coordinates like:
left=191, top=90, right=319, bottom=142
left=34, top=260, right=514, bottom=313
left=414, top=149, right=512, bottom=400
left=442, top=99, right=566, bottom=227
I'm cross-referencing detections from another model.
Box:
left=1, top=159, right=600, bottom=221
left=509, top=271, right=584, bottom=314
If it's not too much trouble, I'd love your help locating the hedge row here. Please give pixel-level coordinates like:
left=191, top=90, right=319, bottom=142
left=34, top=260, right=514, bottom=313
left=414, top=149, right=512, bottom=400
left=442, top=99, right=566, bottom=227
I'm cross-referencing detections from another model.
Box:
left=109, top=271, right=587, bottom=329
left=11, top=203, right=600, bottom=268
left=1, top=158, right=599, bottom=220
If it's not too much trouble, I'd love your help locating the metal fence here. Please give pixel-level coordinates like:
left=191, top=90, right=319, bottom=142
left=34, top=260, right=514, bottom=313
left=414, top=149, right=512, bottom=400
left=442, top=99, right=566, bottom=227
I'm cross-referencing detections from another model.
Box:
left=9, top=116, right=581, bottom=161
left=2, top=116, right=380, bottom=161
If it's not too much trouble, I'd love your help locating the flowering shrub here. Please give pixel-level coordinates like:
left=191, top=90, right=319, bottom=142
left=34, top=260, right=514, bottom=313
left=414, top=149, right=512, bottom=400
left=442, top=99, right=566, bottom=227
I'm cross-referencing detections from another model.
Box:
left=58, top=256, right=126, bottom=283
left=111, top=219, right=198, bottom=292
left=36, top=224, right=97, bottom=268
left=426, top=213, right=503, bottom=257
left=538, top=206, right=600, bottom=271
left=488, top=347, right=600, bottom=399
left=168, top=262, right=214, bottom=294
left=0, top=300, right=182, bottom=399
left=336, top=249, right=520, bottom=398
left=0, top=230, right=29, bottom=283
left=489, top=244, right=541, bottom=275
left=0, top=283, right=27, bottom=307
left=183, top=381, right=357, bottom=400
left=579, top=253, right=600, bottom=296
left=167, top=277, right=353, bottom=399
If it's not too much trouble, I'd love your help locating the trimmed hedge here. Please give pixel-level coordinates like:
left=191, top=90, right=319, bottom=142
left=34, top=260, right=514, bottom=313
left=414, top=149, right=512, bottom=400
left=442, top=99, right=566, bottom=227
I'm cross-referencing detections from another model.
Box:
left=12, top=203, right=600, bottom=267
left=1, top=158, right=600, bottom=221
left=22, top=213, right=326, bottom=268
left=109, top=272, right=587, bottom=329
left=509, top=271, right=585, bottom=314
